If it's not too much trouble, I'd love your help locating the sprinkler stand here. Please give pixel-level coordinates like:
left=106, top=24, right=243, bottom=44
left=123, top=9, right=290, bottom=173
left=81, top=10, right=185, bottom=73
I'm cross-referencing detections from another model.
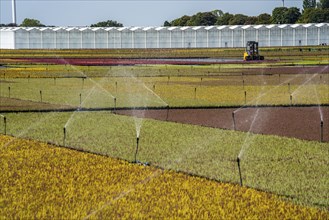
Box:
left=290, top=94, right=292, bottom=106
left=115, top=82, right=118, bottom=94
left=166, top=105, right=169, bottom=121
left=194, top=87, right=197, bottom=99
left=242, top=79, right=245, bottom=90
left=63, top=127, right=66, bottom=146
left=232, top=112, right=236, bottom=130
left=134, top=136, right=140, bottom=163
left=237, top=157, right=243, bottom=186
left=79, top=93, right=82, bottom=106
left=114, top=97, right=117, bottom=112
left=320, top=120, right=323, bottom=142
left=40, top=90, right=42, bottom=102
left=244, top=91, right=247, bottom=105
left=4, top=116, right=7, bottom=135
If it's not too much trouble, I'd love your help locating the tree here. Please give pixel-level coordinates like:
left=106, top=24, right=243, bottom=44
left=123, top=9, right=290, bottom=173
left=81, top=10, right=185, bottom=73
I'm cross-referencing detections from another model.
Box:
left=215, top=13, right=234, bottom=25
left=163, top=21, right=171, bottom=27
left=90, top=20, right=123, bottom=27
left=319, top=0, right=329, bottom=8
left=257, top=13, right=272, bottom=24
left=229, top=14, right=248, bottom=25
left=299, top=8, right=329, bottom=22
left=303, top=0, right=316, bottom=10
left=286, top=7, right=302, bottom=23
left=171, top=15, right=191, bottom=26
left=20, top=18, right=45, bottom=27
left=272, top=7, right=301, bottom=24
left=244, top=16, right=258, bottom=25
left=186, top=12, right=217, bottom=26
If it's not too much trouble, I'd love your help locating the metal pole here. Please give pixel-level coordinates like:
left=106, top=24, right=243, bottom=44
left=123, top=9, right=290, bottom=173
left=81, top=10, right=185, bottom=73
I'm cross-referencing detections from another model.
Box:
left=134, top=137, right=140, bottom=162
left=320, top=120, right=323, bottom=142
left=4, top=117, right=7, bottom=135
left=244, top=91, right=247, bottom=105
left=237, top=157, right=243, bottom=186
left=63, top=127, right=66, bottom=146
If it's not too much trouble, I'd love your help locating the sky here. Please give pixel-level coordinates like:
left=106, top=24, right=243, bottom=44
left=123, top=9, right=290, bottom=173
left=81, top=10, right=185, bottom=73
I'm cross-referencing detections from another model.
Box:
left=1, top=0, right=303, bottom=27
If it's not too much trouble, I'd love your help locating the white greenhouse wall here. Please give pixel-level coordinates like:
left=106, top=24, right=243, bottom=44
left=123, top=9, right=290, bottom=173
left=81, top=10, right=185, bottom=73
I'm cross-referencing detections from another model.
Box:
left=0, top=23, right=328, bottom=49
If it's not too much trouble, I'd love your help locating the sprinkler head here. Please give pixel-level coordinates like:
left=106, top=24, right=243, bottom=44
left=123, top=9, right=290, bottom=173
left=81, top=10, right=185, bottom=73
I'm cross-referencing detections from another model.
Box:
left=237, top=157, right=240, bottom=164
left=136, top=136, right=139, bottom=144
left=321, top=120, right=323, bottom=126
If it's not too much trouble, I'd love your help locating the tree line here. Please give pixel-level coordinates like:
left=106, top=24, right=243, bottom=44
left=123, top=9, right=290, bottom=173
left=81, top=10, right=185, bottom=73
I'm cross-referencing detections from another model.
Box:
left=164, top=0, right=329, bottom=26
left=1, top=0, right=328, bottom=27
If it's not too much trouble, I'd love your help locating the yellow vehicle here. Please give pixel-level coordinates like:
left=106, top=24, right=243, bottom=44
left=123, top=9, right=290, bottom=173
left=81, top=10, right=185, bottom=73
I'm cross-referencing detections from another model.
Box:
left=243, top=41, right=264, bottom=61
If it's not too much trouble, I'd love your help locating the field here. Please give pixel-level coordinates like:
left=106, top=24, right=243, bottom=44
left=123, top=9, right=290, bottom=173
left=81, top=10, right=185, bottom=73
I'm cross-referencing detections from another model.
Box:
left=0, top=47, right=329, bottom=217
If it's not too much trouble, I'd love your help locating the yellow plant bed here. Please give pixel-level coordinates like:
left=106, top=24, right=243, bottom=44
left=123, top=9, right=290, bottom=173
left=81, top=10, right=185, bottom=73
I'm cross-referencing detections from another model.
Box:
left=0, top=135, right=328, bottom=219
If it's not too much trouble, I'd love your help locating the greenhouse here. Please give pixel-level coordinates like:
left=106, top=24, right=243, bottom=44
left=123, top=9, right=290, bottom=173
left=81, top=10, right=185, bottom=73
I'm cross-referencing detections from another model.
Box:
left=0, top=23, right=328, bottom=49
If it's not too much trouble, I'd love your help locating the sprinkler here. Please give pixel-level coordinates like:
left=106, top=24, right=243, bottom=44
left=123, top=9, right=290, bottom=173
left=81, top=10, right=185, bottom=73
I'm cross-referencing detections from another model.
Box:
left=290, top=94, right=292, bottom=106
left=3, top=116, right=7, bottom=135
left=166, top=105, right=169, bottom=121
left=242, top=79, right=245, bottom=90
left=8, top=87, right=10, bottom=98
left=115, top=81, right=118, bottom=94
left=63, top=127, right=66, bottom=146
left=237, top=157, right=243, bottom=186
left=40, top=90, right=42, bottom=102
left=114, top=97, right=117, bottom=112
left=244, top=91, right=247, bottom=105
left=194, top=87, right=197, bottom=99
left=134, top=135, right=140, bottom=163
left=232, top=112, right=236, bottom=130
left=79, top=93, right=82, bottom=106
left=167, top=76, right=170, bottom=85
left=153, top=84, right=155, bottom=91
left=320, top=120, right=323, bottom=142
left=200, top=77, right=203, bottom=87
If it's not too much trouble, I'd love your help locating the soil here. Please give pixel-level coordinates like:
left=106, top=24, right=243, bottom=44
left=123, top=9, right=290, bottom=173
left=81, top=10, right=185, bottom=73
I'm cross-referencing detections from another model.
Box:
left=116, top=106, right=329, bottom=142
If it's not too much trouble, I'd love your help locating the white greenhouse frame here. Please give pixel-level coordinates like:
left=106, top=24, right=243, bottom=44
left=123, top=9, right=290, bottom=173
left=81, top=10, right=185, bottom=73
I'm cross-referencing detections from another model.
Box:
left=1, top=23, right=328, bottom=49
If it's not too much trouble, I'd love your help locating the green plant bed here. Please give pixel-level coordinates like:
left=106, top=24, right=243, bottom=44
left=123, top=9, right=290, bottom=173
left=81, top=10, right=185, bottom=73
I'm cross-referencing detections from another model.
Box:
left=1, top=111, right=328, bottom=209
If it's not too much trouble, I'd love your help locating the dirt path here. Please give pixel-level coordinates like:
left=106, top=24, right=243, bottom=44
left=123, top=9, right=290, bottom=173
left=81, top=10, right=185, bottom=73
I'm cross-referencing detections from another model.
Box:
left=116, top=106, right=329, bottom=142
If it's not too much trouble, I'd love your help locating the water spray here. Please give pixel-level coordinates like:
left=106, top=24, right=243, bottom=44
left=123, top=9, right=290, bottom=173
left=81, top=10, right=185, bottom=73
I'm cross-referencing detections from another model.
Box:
left=232, top=112, right=236, bottom=130
left=8, top=87, right=10, bottom=98
left=63, top=127, right=66, bottom=146
left=237, top=157, right=243, bottom=186
left=320, top=120, right=323, bottom=142
left=134, top=135, right=140, bottom=163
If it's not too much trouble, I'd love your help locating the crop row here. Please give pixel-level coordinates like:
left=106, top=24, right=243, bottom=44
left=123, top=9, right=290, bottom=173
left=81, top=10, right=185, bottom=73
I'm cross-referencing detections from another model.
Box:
left=1, top=111, right=328, bottom=208
left=1, top=75, right=328, bottom=109
left=1, top=135, right=328, bottom=219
